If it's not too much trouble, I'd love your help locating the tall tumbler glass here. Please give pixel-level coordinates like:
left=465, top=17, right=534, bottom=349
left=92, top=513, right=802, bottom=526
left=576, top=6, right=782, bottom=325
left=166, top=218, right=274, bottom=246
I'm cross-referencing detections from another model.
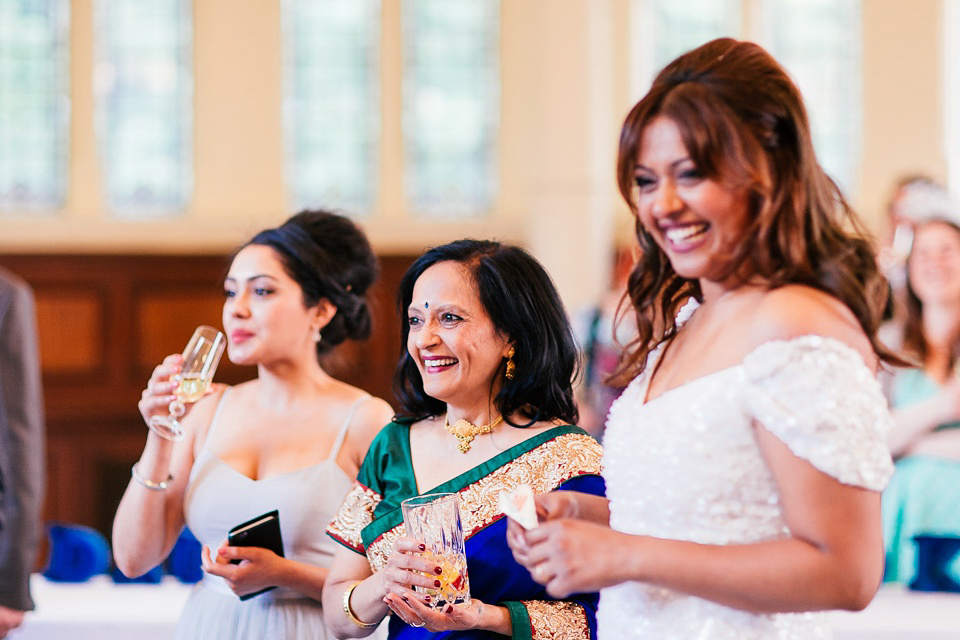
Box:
left=401, top=492, right=470, bottom=608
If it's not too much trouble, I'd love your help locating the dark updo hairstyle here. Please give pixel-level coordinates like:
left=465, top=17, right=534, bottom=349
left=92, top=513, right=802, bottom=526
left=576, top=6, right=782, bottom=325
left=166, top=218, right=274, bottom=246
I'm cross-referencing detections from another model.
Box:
left=245, top=209, right=378, bottom=357
left=612, top=37, right=899, bottom=383
left=393, top=239, right=579, bottom=427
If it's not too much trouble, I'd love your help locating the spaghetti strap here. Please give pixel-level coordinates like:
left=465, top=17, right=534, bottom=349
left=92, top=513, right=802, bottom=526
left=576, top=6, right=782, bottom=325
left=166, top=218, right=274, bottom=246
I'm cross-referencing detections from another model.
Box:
left=200, top=387, right=231, bottom=452
left=327, top=395, right=370, bottom=462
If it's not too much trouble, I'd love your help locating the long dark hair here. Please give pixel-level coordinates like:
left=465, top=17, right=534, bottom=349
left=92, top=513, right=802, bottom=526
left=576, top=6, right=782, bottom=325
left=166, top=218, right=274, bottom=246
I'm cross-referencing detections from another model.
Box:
left=393, top=239, right=579, bottom=426
left=245, top=209, right=378, bottom=357
left=612, top=38, right=898, bottom=383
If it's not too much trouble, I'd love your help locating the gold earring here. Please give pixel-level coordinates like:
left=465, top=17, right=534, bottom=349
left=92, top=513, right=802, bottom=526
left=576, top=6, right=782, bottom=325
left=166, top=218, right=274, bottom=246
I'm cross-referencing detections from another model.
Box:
left=505, top=347, right=515, bottom=380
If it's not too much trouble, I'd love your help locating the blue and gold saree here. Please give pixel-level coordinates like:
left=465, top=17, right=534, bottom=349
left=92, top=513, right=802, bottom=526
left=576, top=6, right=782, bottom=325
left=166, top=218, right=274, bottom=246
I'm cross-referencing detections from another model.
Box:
left=328, top=422, right=605, bottom=639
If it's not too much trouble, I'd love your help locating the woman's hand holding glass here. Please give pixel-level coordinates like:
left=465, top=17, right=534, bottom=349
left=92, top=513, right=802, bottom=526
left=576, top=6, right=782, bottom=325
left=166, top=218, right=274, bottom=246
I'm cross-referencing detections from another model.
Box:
left=141, top=325, right=225, bottom=440
left=138, top=354, right=185, bottom=430
left=381, top=536, right=493, bottom=631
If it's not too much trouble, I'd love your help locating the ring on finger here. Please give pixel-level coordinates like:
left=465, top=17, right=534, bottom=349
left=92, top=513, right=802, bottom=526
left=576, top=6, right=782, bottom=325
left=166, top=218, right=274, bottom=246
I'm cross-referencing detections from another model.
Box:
left=410, top=621, right=425, bottom=628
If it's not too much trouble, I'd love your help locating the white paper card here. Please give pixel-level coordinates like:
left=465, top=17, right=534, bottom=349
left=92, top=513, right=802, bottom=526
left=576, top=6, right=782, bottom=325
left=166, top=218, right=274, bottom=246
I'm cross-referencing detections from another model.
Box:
left=499, top=484, right=538, bottom=529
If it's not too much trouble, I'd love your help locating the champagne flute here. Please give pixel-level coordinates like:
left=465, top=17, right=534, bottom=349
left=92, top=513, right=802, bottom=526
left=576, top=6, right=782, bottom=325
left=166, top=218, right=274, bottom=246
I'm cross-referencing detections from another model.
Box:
left=149, top=325, right=226, bottom=441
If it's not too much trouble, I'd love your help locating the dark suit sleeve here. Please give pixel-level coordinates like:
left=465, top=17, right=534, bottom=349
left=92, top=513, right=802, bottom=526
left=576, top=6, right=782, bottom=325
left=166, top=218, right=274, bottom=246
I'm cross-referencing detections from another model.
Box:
left=0, top=271, right=45, bottom=611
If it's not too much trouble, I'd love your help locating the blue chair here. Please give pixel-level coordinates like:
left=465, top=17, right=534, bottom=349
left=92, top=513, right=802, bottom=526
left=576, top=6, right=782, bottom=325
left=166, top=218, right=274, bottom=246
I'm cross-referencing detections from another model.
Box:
left=910, top=534, right=960, bottom=592
left=167, top=527, right=203, bottom=583
left=43, top=523, right=111, bottom=582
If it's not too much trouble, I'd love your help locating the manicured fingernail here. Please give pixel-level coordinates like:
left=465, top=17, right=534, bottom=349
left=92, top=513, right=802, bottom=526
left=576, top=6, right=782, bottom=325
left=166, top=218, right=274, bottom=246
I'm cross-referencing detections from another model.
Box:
left=418, top=543, right=425, bottom=551
left=434, top=579, right=442, bottom=587
left=445, top=605, right=453, bottom=614
left=434, top=566, right=443, bottom=575
left=424, top=595, right=431, bottom=602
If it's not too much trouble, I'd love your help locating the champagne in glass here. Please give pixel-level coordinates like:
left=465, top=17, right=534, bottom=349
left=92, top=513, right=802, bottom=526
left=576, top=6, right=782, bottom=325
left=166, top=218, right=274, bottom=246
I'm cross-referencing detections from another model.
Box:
left=149, top=325, right=226, bottom=441
left=176, top=373, right=210, bottom=403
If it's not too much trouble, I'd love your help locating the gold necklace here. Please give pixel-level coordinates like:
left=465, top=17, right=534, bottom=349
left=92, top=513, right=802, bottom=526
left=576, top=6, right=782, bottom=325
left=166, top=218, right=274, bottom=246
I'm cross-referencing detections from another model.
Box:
left=444, top=414, right=504, bottom=453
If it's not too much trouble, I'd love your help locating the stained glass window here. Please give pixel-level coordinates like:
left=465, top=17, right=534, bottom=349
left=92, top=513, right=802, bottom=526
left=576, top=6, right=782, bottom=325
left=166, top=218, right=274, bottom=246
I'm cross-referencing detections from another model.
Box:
left=632, top=0, right=860, bottom=193
left=283, top=0, right=380, bottom=215
left=403, top=0, right=500, bottom=217
left=95, top=0, right=192, bottom=216
left=630, top=0, right=738, bottom=97
left=762, top=0, right=861, bottom=192
left=0, top=0, right=69, bottom=210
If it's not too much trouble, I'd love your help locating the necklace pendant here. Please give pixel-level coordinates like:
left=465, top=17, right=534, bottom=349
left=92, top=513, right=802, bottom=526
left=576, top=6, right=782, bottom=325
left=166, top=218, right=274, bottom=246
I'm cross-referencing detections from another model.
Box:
left=457, top=432, right=474, bottom=453
left=445, top=414, right=503, bottom=454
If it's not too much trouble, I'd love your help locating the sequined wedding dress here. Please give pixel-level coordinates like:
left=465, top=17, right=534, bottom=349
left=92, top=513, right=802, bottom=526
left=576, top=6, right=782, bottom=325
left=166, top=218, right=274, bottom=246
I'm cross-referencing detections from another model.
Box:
left=599, top=301, right=894, bottom=639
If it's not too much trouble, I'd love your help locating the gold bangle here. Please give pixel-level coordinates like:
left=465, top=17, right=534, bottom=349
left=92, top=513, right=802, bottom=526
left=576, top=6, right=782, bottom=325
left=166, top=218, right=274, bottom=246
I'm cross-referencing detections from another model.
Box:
left=342, top=580, right=378, bottom=628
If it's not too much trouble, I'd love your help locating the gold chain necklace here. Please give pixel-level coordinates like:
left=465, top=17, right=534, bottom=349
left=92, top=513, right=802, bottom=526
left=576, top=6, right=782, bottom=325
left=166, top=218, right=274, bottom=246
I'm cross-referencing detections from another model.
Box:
left=444, top=414, right=504, bottom=453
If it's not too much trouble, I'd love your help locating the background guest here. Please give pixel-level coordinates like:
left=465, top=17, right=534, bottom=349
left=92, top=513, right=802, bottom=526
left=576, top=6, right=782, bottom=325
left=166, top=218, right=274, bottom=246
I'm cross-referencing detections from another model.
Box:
left=879, top=217, right=960, bottom=586
left=573, top=247, right=636, bottom=440
left=877, top=175, right=957, bottom=321
left=0, top=266, right=45, bottom=639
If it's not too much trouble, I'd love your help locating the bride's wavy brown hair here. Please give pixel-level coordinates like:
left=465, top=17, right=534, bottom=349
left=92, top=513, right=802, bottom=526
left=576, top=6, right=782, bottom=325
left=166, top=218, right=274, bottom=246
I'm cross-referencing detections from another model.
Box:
left=611, top=38, right=900, bottom=384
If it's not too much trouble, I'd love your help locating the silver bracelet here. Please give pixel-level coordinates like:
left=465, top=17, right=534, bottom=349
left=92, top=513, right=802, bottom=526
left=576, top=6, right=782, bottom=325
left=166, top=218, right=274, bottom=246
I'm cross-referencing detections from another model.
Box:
left=131, top=462, right=174, bottom=491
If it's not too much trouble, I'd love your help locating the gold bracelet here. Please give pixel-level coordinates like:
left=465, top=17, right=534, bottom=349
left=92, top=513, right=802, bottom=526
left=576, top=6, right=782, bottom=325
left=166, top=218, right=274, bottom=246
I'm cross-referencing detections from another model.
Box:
left=342, top=580, right=378, bottom=628
left=131, top=462, right=173, bottom=491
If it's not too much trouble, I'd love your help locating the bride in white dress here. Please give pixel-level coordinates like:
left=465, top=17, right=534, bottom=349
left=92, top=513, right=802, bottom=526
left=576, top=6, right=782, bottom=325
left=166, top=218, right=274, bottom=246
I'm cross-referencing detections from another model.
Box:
left=507, top=38, right=900, bottom=639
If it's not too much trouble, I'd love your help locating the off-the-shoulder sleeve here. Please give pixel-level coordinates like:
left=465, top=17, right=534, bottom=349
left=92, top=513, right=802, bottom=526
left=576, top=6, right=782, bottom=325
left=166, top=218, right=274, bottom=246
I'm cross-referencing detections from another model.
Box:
left=743, top=335, right=894, bottom=491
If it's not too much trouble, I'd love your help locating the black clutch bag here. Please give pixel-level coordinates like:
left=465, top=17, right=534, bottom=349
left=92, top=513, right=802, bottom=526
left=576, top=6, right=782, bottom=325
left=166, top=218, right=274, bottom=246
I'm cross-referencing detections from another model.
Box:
left=227, top=509, right=285, bottom=601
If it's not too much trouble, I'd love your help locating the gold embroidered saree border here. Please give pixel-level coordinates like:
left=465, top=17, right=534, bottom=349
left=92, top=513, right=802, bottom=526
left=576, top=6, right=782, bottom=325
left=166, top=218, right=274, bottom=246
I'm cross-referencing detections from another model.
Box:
left=524, top=600, right=591, bottom=640
left=327, top=482, right=381, bottom=552
left=364, top=433, right=603, bottom=570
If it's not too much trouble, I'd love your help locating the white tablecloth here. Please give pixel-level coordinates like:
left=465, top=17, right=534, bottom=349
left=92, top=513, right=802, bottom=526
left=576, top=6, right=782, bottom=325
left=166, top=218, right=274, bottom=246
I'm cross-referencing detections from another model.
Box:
left=10, top=575, right=192, bottom=640
left=825, top=584, right=960, bottom=640
left=7, top=576, right=960, bottom=639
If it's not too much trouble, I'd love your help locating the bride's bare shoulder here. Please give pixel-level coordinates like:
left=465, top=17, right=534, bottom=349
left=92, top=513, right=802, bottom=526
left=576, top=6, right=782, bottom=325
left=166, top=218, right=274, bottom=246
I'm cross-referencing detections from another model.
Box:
left=749, top=285, right=874, bottom=365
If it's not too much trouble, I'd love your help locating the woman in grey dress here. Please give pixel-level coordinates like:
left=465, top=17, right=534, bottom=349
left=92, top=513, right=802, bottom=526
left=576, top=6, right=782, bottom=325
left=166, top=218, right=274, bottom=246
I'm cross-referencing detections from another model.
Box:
left=113, top=210, right=393, bottom=639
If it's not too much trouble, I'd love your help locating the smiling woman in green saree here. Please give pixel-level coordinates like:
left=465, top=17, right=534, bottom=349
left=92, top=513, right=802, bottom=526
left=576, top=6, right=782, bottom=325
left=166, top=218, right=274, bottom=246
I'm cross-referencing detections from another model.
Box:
left=321, top=239, right=605, bottom=639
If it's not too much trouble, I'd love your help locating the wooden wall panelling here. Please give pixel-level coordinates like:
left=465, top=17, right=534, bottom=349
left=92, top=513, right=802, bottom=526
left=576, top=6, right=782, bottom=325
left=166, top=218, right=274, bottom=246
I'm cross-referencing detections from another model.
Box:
left=0, top=252, right=414, bottom=550
left=34, top=287, right=104, bottom=375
